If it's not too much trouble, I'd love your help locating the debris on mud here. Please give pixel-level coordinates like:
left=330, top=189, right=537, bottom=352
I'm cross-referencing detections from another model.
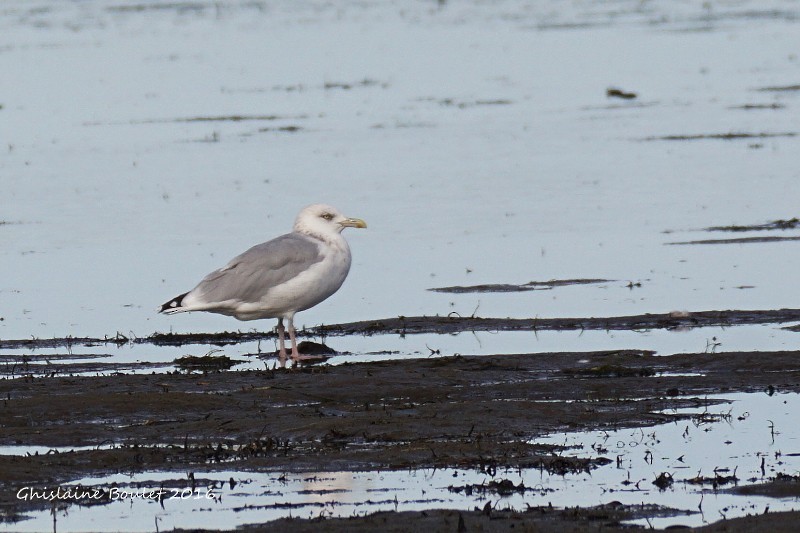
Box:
left=428, top=278, right=612, bottom=293
left=232, top=503, right=695, bottom=533
left=254, top=125, right=303, bottom=133
left=438, top=98, right=513, bottom=108
left=174, top=354, right=240, bottom=372
left=690, top=409, right=733, bottom=426
left=448, top=478, right=539, bottom=496
left=729, top=103, right=786, bottom=110
left=322, top=78, right=387, bottom=91
left=643, top=131, right=798, bottom=141
left=685, top=468, right=739, bottom=489
left=147, top=114, right=304, bottom=124
left=606, top=87, right=637, bottom=99
left=653, top=472, right=675, bottom=490
left=0, top=352, right=170, bottom=377
left=5, top=308, right=800, bottom=350
left=0, top=333, right=131, bottom=350
left=756, top=84, right=800, bottom=92
left=666, top=235, right=800, bottom=245
left=223, top=78, right=388, bottom=94
left=729, top=473, right=800, bottom=498
left=145, top=330, right=268, bottom=347
left=705, top=218, right=800, bottom=232
left=661, top=216, right=800, bottom=245
left=313, top=308, right=800, bottom=338
left=84, top=114, right=308, bottom=127
left=562, top=362, right=656, bottom=378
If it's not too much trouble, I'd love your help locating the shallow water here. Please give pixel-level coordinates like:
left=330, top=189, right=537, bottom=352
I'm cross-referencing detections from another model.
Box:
left=2, top=0, right=800, bottom=343
left=7, top=392, right=799, bottom=531
left=2, top=322, right=799, bottom=377
left=2, top=0, right=800, bottom=529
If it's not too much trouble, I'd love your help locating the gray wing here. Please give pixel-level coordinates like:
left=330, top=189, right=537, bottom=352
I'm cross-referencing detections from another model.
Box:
left=191, top=233, right=323, bottom=304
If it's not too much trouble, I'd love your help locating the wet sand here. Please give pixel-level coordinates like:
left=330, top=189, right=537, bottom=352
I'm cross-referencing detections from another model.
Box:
left=2, top=343, right=800, bottom=529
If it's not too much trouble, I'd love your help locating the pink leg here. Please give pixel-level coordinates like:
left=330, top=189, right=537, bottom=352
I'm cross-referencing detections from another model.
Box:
left=276, top=318, right=288, bottom=359
left=287, top=317, right=302, bottom=359
left=287, top=318, right=325, bottom=361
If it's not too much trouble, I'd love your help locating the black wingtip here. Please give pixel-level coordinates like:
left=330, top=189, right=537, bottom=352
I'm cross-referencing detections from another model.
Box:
left=160, top=291, right=189, bottom=313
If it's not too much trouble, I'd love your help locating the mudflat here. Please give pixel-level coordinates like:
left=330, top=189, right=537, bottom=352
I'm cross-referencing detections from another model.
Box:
left=2, top=345, right=800, bottom=530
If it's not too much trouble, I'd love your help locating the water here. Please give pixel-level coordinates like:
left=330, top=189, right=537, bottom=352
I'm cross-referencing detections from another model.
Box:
left=2, top=323, right=798, bottom=377
left=2, top=0, right=800, bottom=529
left=2, top=0, right=800, bottom=344
left=6, top=392, right=799, bottom=531
left=541, top=392, right=800, bottom=528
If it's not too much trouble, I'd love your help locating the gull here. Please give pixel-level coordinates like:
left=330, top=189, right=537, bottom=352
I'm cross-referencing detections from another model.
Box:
left=160, top=204, right=367, bottom=360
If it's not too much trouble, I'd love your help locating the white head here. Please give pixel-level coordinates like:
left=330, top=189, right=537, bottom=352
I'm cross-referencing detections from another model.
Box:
left=293, top=204, right=367, bottom=242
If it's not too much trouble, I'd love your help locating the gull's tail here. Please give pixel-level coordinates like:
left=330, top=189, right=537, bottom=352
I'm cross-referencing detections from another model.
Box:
left=159, top=291, right=190, bottom=314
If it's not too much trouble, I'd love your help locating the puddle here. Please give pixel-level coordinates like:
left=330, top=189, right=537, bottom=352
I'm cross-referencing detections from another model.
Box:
left=538, top=392, right=800, bottom=528
left=5, top=392, right=799, bottom=531
left=0, top=445, right=110, bottom=457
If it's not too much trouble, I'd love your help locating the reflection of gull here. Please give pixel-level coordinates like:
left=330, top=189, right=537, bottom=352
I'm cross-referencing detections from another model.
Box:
left=160, top=204, right=366, bottom=360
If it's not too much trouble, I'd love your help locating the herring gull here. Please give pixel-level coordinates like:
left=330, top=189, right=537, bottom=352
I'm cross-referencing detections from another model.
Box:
left=159, top=204, right=367, bottom=360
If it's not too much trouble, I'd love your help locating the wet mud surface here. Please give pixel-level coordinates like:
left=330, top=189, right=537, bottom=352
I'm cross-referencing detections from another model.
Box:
left=229, top=507, right=800, bottom=533
left=666, top=236, right=800, bottom=246
left=705, top=218, right=800, bottom=233
left=643, top=131, right=798, bottom=142
left=3, top=308, right=800, bottom=350
left=428, top=278, right=613, bottom=293
left=3, top=346, right=800, bottom=529
left=665, top=217, right=800, bottom=245
left=314, top=309, right=800, bottom=337
left=231, top=504, right=689, bottom=533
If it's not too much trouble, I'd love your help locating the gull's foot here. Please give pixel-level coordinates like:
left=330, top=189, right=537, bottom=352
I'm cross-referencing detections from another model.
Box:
left=291, top=353, right=327, bottom=362
left=277, top=341, right=335, bottom=365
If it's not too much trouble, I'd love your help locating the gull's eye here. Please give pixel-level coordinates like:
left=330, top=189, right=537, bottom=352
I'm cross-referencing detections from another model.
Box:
left=321, top=213, right=334, bottom=221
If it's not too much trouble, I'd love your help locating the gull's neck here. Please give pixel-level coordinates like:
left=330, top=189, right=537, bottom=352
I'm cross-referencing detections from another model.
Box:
left=294, top=225, right=348, bottom=251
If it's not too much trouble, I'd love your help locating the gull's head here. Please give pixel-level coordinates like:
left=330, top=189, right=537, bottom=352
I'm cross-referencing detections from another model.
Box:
left=294, top=204, right=367, bottom=240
